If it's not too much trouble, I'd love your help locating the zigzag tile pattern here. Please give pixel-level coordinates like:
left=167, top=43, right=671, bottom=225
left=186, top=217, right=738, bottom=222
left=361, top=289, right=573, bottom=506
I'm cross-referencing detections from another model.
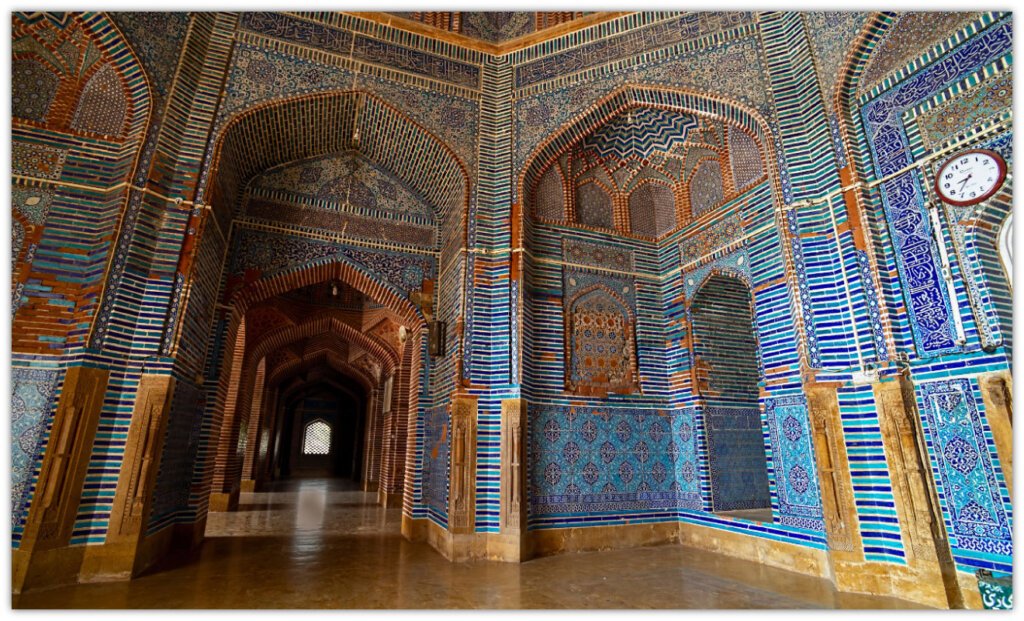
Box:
left=8, top=12, right=1014, bottom=590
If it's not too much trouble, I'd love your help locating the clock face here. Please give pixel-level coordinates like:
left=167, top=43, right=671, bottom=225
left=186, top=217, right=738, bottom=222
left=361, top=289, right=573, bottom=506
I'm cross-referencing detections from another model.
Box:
left=935, top=149, right=1007, bottom=206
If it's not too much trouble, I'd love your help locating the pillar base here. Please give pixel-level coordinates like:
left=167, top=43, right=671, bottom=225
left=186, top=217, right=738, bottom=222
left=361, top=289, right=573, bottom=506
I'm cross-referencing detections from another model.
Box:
left=12, top=545, right=85, bottom=594
left=209, top=490, right=240, bottom=512
left=402, top=515, right=532, bottom=562
left=378, top=490, right=402, bottom=508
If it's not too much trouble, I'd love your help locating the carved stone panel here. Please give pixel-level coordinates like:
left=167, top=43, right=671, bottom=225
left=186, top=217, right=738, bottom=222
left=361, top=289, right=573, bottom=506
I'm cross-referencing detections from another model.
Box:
left=978, top=372, right=1012, bottom=501
left=107, top=375, right=175, bottom=542
left=874, top=378, right=943, bottom=562
left=449, top=395, right=478, bottom=534
left=24, top=365, right=109, bottom=551
left=500, top=398, right=526, bottom=533
left=806, top=384, right=859, bottom=556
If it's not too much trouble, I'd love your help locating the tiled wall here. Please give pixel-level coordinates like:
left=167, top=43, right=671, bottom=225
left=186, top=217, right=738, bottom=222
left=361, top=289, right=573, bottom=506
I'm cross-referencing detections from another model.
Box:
left=9, top=12, right=1012, bottom=579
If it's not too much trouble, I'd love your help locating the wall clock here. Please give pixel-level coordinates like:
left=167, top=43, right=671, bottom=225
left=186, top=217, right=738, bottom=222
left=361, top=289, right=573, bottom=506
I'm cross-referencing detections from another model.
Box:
left=934, top=149, right=1007, bottom=206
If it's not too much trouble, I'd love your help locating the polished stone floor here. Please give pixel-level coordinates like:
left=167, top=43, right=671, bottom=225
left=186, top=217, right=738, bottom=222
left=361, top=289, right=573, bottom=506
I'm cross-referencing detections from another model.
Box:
left=14, top=478, right=928, bottom=609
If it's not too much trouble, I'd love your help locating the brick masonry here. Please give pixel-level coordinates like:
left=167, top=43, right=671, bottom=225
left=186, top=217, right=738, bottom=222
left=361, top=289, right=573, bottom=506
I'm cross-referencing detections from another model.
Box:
left=9, top=11, right=1013, bottom=588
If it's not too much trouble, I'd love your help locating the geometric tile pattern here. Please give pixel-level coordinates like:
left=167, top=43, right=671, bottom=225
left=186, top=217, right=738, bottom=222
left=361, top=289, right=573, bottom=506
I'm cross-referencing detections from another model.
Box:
left=917, top=379, right=1012, bottom=557
left=10, top=368, right=60, bottom=545
left=575, top=182, right=614, bottom=229
left=689, top=159, right=724, bottom=217
left=728, top=127, right=764, bottom=190
left=70, top=63, right=127, bottom=136
left=513, top=12, right=753, bottom=88
left=583, top=107, right=698, bottom=161
left=11, top=58, right=58, bottom=122
left=532, top=164, right=566, bottom=221
left=704, top=406, right=771, bottom=511
left=529, top=405, right=695, bottom=515
left=628, top=182, right=676, bottom=238
left=803, top=12, right=870, bottom=103
left=764, top=395, right=825, bottom=531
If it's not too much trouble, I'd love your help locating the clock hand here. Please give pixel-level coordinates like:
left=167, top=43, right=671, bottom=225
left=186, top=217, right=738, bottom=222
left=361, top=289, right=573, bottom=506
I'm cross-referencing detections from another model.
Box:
left=958, top=174, right=972, bottom=191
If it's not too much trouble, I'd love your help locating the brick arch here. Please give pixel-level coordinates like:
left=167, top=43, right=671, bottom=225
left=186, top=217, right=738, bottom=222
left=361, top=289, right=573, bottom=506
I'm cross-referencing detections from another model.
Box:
left=212, top=314, right=397, bottom=498
left=564, top=284, right=639, bottom=395
left=519, top=84, right=779, bottom=213
left=267, top=350, right=378, bottom=397
left=230, top=258, right=425, bottom=340
left=202, top=89, right=471, bottom=234
left=203, top=256, right=427, bottom=503
left=11, top=11, right=152, bottom=141
left=251, top=346, right=376, bottom=481
left=832, top=12, right=891, bottom=175
left=686, top=266, right=755, bottom=311
left=687, top=269, right=763, bottom=397
left=228, top=257, right=427, bottom=334
left=246, top=315, right=399, bottom=378
left=277, top=363, right=370, bottom=408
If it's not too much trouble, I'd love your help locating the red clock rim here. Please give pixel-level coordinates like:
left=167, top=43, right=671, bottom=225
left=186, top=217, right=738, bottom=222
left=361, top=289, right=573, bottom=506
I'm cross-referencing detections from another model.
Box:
left=934, top=148, right=1007, bottom=207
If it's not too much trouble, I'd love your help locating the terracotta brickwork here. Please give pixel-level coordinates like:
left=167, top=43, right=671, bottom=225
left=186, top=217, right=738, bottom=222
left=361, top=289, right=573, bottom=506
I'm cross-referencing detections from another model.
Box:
left=9, top=12, right=1013, bottom=610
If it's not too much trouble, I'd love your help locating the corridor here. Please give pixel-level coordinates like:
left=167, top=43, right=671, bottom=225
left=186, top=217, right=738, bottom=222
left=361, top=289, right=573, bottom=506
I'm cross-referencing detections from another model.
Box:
left=14, top=479, right=927, bottom=609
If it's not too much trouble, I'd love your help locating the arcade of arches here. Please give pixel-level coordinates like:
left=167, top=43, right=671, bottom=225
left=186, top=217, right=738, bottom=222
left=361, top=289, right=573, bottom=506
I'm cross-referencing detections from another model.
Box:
left=8, top=10, right=1014, bottom=610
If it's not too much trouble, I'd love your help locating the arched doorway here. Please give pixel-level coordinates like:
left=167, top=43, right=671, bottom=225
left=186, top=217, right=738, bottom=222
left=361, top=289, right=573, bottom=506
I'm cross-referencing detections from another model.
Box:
left=518, top=84, right=791, bottom=533
left=689, top=273, right=771, bottom=515
left=147, top=89, right=470, bottom=562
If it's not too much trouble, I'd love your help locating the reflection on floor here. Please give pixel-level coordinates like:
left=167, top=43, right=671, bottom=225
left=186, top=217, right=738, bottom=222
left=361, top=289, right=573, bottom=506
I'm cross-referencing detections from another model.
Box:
left=14, top=478, right=929, bottom=609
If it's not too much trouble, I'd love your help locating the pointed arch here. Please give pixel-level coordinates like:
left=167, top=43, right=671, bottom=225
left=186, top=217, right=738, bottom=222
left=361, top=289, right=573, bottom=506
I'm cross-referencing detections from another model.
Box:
left=518, top=84, right=779, bottom=211
left=628, top=179, right=676, bottom=238
left=204, top=90, right=471, bottom=237
left=70, top=62, right=128, bottom=136
left=518, top=83, right=816, bottom=374
left=564, top=284, right=639, bottom=395
left=689, top=272, right=770, bottom=514
left=574, top=179, right=615, bottom=230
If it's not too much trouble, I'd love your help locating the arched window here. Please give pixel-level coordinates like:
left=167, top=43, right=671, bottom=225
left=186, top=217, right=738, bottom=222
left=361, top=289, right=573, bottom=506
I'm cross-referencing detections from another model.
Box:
left=690, top=273, right=770, bottom=514
left=566, top=288, right=637, bottom=395
left=998, top=212, right=1012, bottom=285
left=302, top=419, right=332, bottom=455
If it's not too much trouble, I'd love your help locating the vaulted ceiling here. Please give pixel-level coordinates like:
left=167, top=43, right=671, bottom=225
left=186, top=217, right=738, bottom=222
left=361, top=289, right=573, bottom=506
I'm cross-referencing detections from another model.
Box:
left=365, top=11, right=621, bottom=51
left=389, top=11, right=586, bottom=43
